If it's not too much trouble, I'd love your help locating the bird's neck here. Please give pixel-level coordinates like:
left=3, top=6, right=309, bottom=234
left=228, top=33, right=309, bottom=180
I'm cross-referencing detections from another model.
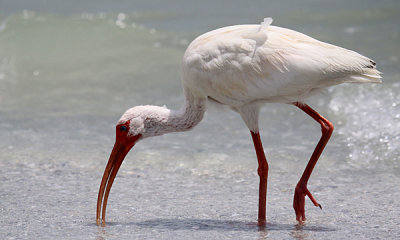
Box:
left=172, top=88, right=207, bottom=131
left=145, top=87, right=206, bottom=137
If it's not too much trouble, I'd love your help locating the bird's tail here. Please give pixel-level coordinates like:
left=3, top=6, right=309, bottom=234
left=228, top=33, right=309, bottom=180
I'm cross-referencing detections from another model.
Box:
left=343, top=59, right=382, bottom=84
left=347, top=70, right=382, bottom=83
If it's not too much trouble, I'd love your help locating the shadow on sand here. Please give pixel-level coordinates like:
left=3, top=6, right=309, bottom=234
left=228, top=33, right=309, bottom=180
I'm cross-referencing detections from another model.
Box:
left=101, top=218, right=336, bottom=232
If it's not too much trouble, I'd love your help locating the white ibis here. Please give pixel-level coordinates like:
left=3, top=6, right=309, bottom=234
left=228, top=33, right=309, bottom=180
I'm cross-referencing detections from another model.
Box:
left=96, top=18, right=381, bottom=226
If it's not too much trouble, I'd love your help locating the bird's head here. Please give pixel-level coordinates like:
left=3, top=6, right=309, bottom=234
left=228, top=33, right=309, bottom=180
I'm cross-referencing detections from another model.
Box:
left=96, top=105, right=170, bottom=225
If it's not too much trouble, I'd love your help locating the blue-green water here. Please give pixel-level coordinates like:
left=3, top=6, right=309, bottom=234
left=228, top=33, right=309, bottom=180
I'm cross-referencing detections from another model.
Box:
left=1, top=0, right=399, bottom=239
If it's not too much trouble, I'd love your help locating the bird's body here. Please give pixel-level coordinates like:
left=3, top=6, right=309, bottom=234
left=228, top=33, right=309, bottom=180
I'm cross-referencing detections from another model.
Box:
left=96, top=18, right=381, bottom=226
left=181, top=18, right=379, bottom=130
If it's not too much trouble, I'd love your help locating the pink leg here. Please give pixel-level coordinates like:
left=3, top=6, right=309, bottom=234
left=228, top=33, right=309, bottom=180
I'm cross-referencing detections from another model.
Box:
left=293, top=102, right=334, bottom=223
left=250, top=131, right=269, bottom=226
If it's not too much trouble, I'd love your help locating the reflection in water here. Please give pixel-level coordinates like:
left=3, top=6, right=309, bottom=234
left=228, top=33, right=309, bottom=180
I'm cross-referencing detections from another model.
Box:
left=134, top=219, right=256, bottom=231
left=96, top=226, right=108, bottom=240
left=96, top=218, right=336, bottom=239
left=258, top=228, right=269, bottom=240
left=290, top=224, right=310, bottom=240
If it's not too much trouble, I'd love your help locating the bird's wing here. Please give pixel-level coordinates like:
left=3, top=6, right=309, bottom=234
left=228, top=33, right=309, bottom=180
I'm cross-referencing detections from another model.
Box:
left=262, top=26, right=381, bottom=84
left=183, top=22, right=381, bottom=105
left=239, top=25, right=382, bottom=103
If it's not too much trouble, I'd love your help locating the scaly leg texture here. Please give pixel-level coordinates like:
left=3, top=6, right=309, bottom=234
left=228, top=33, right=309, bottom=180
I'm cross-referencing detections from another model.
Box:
left=250, top=131, right=269, bottom=226
left=293, top=102, right=334, bottom=223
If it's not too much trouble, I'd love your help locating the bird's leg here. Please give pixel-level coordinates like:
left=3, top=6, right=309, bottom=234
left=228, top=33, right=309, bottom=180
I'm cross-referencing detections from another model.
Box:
left=293, top=102, right=333, bottom=223
left=250, top=131, right=269, bottom=226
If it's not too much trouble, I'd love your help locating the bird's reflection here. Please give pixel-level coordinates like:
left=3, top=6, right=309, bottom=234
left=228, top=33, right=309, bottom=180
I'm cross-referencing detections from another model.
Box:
left=94, top=218, right=335, bottom=240
left=96, top=225, right=108, bottom=240
left=289, top=224, right=310, bottom=240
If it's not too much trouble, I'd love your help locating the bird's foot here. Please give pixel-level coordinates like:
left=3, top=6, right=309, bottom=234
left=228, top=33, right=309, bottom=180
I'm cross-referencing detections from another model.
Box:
left=257, top=218, right=266, bottom=227
left=293, top=184, right=322, bottom=223
left=96, top=218, right=106, bottom=226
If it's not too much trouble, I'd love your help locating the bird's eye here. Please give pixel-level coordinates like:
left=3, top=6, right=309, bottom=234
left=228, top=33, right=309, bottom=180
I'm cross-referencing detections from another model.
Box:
left=120, top=125, right=127, bottom=132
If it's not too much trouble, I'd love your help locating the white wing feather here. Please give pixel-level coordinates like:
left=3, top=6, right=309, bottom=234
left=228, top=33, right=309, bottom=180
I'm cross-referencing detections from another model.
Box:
left=183, top=19, right=381, bottom=106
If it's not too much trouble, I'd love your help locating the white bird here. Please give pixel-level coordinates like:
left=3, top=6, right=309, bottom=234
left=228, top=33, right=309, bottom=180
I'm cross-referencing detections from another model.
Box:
left=96, top=18, right=381, bottom=226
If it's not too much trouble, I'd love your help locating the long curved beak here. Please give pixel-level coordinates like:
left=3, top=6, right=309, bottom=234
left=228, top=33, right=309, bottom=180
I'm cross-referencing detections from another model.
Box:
left=96, top=140, right=135, bottom=225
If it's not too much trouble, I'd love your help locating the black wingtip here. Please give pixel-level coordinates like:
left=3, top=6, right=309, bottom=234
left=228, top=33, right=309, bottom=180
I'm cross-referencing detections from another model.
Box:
left=365, top=60, right=376, bottom=69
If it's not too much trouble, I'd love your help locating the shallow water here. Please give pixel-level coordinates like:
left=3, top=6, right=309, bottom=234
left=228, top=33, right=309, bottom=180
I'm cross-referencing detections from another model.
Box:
left=1, top=0, right=399, bottom=239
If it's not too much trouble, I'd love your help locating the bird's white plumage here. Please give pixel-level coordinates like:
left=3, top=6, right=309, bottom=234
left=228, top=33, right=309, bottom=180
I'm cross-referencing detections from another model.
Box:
left=120, top=89, right=206, bottom=138
left=122, top=18, right=381, bottom=134
left=183, top=19, right=380, bottom=108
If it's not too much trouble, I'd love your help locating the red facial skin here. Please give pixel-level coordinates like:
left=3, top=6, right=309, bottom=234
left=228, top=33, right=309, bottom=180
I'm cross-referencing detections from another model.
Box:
left=96, top=120, right=142, bottom=225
